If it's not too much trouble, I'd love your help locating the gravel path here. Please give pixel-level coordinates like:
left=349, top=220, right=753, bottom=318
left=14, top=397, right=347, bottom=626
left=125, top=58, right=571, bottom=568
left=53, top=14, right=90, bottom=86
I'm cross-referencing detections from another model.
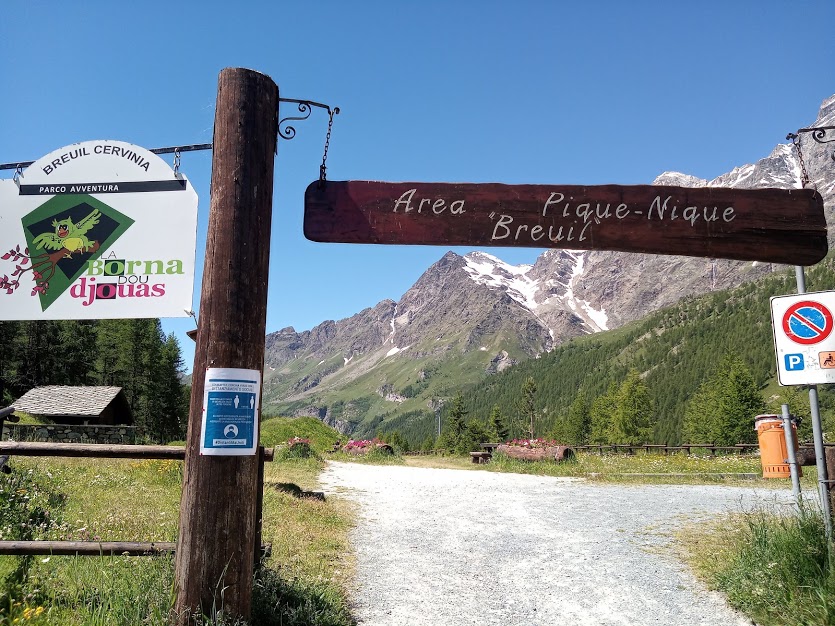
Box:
left=320, top=461, right=793, bottom=626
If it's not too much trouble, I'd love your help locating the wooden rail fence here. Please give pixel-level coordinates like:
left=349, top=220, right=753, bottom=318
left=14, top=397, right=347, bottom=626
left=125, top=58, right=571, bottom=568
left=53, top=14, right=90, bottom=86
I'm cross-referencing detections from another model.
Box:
left=0, top=440, right=274, bottom=560
left=405, top=443, right=764, bottom=457
left=572, top=443, right=761, bottom=455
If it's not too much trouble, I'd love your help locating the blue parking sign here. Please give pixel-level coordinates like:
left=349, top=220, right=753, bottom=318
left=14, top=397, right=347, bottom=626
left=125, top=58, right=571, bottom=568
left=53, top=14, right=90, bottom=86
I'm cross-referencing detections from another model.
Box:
left=785, top=354, right=805, bottom=371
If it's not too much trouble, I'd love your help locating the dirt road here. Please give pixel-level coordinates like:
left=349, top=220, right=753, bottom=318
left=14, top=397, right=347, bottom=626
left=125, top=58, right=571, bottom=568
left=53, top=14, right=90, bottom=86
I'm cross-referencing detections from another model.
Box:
left=320, top=461, right=786, bottom=625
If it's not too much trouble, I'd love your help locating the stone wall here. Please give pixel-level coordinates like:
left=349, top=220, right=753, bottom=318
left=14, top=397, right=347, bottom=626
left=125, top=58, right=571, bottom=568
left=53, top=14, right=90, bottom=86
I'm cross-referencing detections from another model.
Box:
left=2, top=424, right=139, bottom=444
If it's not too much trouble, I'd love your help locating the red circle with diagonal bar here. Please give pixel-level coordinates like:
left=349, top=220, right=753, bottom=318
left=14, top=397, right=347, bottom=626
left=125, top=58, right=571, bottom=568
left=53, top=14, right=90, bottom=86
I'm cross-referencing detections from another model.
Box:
left=782, top=300, right=834, bottom=345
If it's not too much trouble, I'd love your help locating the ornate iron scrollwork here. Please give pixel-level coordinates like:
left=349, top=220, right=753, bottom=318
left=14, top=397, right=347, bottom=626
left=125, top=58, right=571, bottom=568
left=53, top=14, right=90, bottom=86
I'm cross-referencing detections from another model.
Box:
left=787, top=125, right=835, bottom=163
left=278, top=98, right=339, bottom=141
left=807, top=126, right=835, bottom=145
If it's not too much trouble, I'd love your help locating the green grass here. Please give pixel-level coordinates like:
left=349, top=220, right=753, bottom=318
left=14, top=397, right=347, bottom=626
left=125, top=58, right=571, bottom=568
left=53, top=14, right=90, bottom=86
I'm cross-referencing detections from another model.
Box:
left=0, top=452, right=356, bottom=626
left=257, top=457, right=355, bottom=626
left=259, top=417, right=343, bottom=453
left=0, top=458, right=181, bottom=625
left=680, top=505, right=835, bottom=626
left=406, top=450, right=802, bottom=486
left=0, top=430, right=810, bottom=624
left=5, top=412, right=44, bottom=426
left=264, top=336, right=531, bottom=444
left=403, top=451, right=817, bottom=491
left=327, top=448, right=404, bottom=466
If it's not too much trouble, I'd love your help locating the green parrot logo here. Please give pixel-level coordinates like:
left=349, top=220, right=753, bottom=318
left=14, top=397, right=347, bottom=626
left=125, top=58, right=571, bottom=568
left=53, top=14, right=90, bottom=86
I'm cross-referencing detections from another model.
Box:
left=0, top=195, right=133, bottom=311
left=32, top=209, right=101, bottom=258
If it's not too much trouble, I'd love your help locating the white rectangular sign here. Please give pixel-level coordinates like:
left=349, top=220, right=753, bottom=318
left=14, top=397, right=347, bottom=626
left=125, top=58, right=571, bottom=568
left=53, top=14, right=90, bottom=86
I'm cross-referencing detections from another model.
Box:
left=199, top=368, right=261, bottom=456
left=0, top=140, right=198, bottom=320
left=771, top=290, right=835, bottom=385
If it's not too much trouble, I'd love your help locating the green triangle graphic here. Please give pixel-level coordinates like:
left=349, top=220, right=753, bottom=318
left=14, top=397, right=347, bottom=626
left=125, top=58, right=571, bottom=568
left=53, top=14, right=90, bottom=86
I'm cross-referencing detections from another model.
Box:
left=21, top=194, right=134, bottom=311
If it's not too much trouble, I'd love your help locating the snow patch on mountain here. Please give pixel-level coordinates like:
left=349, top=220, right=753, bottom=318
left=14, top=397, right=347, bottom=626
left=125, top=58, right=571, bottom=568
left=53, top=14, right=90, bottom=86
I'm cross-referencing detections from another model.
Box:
left=653, top=172, right=708, bottom=187
left=386, top=305, right=397, bottom=344
left=463, top=252, right=539, bottom=309
left=463, top=250, right=609, bottom=338
left=560, top=252, right=609, bottom=332
left=657, top=143, right=800, bottom=191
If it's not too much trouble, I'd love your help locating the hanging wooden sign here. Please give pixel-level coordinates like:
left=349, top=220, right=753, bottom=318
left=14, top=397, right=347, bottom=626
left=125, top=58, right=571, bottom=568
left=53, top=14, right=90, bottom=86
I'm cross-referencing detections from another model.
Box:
left=0, top=140, right=198, bottom=320
left=304, top=181, right=827, bottom=265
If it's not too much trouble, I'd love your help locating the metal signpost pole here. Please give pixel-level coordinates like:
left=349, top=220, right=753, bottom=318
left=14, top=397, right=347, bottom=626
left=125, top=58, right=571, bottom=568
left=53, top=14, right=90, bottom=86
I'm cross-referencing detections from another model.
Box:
left=781, top=404, right=801, bottom=501
left=794, top=266, right=833, bottom=540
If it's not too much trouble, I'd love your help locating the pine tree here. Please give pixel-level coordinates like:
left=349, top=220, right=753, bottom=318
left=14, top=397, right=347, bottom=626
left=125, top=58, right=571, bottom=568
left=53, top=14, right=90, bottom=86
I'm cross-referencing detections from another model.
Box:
left=682, top=383, right=719, bottom=443
left=610, top=369, right=655, bottom=444
left=93, top=319, right=187, bottom=442
left=716, top=355, right=764, bottom=445
left=563, top=393, right=591, bottom=444
left=488, top=404, right=509, bottom=442
left=381, top=430, right=410, bottom=453
left=420, top=434, right=436, bottom=453
left=150, top=332, right=188, bottom=442
left=464, top=419, right=489, bottom=453
left=15, top=321, right=63, bottom=390
left=767, top=386, right=812, bottom=442
left=94, top=320, right=128, bottom=386
left=55, top=320, right=97, bottom=386
left=518, top=376, right=538, bottom=439
left=0, top=321, right=20, bottom=404
left=590, top=384, right=618, bottom=444
left=438, top=395, right=468, bottom=453
left=682, top=354, right=764, bottom=445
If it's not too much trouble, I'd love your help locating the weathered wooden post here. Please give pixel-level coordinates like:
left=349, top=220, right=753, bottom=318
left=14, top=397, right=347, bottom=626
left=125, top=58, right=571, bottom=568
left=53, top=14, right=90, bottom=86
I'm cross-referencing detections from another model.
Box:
left=173, top=67, right=277, bottom=623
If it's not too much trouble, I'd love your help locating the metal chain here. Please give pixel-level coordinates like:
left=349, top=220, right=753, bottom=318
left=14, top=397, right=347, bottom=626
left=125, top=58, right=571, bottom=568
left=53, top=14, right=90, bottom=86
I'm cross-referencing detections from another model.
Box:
left=319, top=107, right=339, bottom=183
left=12, top=165, right=22, bottom=186
left=173, top=148, right=181, bottom=175
left=788, top=133, right=811, bottom=188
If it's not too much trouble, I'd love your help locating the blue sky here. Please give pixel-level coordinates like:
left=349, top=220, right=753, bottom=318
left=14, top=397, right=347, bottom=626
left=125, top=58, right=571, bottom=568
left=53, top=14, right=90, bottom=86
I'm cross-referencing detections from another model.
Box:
left=2, top=0, right=834, bottom=371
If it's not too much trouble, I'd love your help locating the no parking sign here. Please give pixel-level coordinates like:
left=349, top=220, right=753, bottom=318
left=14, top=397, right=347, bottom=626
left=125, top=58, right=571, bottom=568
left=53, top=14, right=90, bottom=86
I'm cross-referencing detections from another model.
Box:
left=771, top=291, right=835, bottom=385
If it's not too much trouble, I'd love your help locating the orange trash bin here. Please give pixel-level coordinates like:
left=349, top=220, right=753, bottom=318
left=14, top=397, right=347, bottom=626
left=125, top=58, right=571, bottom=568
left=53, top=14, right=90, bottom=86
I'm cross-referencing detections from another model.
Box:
left=754, top=414, right=801, bottom=479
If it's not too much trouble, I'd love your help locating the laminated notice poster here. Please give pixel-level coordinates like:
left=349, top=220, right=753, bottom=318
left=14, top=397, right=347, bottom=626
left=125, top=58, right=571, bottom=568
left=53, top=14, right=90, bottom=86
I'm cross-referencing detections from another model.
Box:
left=199, top=368, right=261, bottom=456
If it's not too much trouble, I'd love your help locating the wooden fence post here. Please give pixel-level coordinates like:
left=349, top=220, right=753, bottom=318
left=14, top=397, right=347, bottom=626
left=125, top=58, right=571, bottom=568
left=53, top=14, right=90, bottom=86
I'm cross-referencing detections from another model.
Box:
left=173, top=68, right=278, bottom=624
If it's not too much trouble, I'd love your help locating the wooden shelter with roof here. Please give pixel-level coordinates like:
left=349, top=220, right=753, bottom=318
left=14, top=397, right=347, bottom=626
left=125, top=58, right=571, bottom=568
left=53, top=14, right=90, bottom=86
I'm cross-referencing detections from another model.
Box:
left=12, top=386, right=134, bottom=426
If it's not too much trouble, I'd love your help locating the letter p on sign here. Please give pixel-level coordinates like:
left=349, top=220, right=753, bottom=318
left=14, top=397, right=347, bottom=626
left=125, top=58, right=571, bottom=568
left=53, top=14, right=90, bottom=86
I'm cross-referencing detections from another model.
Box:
left=785, top=354, right=804, bottom=371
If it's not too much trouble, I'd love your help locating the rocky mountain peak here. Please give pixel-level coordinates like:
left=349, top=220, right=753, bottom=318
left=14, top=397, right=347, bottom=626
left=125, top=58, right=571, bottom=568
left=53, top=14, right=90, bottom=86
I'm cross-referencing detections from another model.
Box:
left=816, top=94, right=835, bottom=125
left=652, top=172, right=707, bottom=187
left=263, top=94, right=835, bottom=436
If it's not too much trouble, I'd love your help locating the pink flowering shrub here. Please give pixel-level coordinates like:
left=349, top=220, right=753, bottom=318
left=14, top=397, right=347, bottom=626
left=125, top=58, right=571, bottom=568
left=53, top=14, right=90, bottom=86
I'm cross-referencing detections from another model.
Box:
left=343, top=438, right=381, bottom=451
left=342, top=438, right=393, bottom=455
left=277, top=436, right=314, bottom=460
left=505, top=438, right=560, bottom=449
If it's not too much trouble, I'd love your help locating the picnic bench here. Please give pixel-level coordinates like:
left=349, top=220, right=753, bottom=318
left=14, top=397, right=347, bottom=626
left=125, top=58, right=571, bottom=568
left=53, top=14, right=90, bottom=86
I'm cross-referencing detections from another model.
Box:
left=470, top=451, right=492, bottom=464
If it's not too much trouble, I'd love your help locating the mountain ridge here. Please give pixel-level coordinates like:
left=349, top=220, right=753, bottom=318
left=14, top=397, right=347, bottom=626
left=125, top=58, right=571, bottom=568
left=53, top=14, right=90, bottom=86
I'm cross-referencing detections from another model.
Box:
left=262, top=94, right=835, bottom=438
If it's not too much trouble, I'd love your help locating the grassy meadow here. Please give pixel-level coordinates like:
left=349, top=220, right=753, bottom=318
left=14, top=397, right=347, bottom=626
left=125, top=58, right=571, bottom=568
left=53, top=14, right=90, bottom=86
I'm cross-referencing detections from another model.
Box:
left=407, top=448, right=820, bottom=487
left=0, top=417, right=355, bottom=626
left=679, top=505, right=835, bottom=626
left=0, top=415, right=830, bottom=625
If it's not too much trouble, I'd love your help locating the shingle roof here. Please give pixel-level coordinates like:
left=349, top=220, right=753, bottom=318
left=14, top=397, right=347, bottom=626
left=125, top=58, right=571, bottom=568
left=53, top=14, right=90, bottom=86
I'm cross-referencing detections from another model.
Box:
left=12, top=386, right=125, bottom=417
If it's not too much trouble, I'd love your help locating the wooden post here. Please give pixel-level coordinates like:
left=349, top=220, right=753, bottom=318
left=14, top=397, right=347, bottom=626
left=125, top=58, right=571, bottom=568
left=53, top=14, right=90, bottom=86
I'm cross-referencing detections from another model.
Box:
left=254, top=445, right=266, bottom=570
left=173, top=68, right=278, bottom=624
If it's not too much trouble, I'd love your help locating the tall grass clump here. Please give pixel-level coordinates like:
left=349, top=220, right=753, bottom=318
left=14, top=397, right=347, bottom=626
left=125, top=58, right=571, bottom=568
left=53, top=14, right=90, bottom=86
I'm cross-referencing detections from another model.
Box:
left=486, top=451, right=581, bottom=477
left=475, top=450, right=761, bottom=484
left=0, top=466, right=67, bottom=625
left=0, top=456, right=356, bottom=625
left=274, top=438, right=317, bottom=461
left=259, top=417, right=342, bottom=453
left=692, top=505, right=834, bottom=626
